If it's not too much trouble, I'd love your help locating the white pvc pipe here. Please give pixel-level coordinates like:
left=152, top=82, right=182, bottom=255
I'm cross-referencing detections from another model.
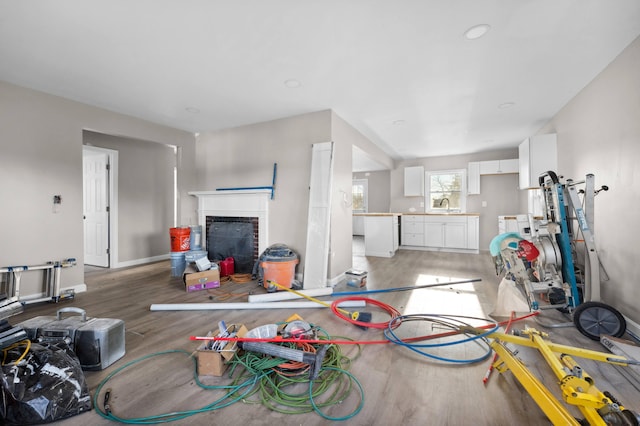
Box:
left=149, top=300, right=365, bottom=311
left=248, top=287, right=333, bottom=303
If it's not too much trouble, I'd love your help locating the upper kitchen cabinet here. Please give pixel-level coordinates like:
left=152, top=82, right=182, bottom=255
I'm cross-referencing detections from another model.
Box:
left=519, top=134, right=557, bottom=189
left=467, top=159, right=517, bottom=195
left=479, top=159, right=519, bottom=175
left=467, top=162, right=480, bottom=195
left=404, top=166, right=424, bottom=196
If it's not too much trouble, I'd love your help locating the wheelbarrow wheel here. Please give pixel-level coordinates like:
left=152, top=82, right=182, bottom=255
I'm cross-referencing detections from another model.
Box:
left=573, top=301, right=626, bottom=341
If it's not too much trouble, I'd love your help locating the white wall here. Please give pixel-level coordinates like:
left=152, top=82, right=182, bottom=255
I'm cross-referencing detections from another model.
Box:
left=0, top=81, right=195, bottom=296
left=194, top=110, right=392, bottom=283
left=352, top=170, right=391, bottom=213
left=194, top=110, right=333, bottom=279
left=539, top=35, right=640, bottom=329
left=330, top=112, right=392, bottom=278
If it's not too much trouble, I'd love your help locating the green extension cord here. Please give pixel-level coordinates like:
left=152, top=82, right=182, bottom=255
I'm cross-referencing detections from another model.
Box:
left=227, top=339, right=364, bottom=420
left=93, top=335, right=364, bottom=423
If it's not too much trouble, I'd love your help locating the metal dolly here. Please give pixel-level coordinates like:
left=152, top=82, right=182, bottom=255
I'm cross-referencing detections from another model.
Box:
left=491, top=172, right=626, bottom=341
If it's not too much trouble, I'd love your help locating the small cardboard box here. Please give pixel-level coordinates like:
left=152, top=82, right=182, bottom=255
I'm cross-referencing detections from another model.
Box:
left=197, top=324, right=248, bottom=376
left=184, top=268, right=220, bottom=292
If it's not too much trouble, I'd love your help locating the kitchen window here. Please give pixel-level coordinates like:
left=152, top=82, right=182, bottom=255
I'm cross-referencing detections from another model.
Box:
left=352, top=179, right=368, bottom=213
left=426, top=169, right=466, bottom=213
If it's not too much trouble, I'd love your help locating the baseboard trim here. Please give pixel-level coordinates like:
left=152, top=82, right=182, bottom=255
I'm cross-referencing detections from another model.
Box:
left=327, top=273, right=343, bottom=287
left=400, top=246, right=480, bottom=255
left=114, top=253, right=170, bottom=269
left=19, top=283, right=88, bottom=303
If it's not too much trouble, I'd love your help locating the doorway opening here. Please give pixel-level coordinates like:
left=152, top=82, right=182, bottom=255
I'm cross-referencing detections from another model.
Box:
left=82, top=145, right=118, bottom=268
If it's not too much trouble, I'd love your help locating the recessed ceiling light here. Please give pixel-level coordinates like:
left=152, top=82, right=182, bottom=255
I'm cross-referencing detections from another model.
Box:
left=284, top=79, right=302, bottom=88
left=498, top=102, right=515, bottom=109
left=185, top=107, right=200, bottom=113
left=464, top=24, right=491, bottom=40
left=392, top=119, right=406, bottom=125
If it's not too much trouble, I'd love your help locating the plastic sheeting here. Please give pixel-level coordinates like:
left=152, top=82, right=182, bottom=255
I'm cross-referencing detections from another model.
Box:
left=490, top=277, right=531, bottom=318
left=1, top=341, right=91, bottom=424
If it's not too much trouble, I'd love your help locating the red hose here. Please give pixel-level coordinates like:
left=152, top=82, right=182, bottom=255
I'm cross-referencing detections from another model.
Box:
left=192, top=312, right=540, bottom=346
left=330, top=296, right=401, bottom=329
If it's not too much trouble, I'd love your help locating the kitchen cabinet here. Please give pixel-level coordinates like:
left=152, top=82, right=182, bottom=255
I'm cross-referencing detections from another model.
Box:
left=479, top=159, right=518, bottom=175
left=424, top=220, right=445, bottom=247
left=401, top=215, right=425, bottom=246
left=498, top=214, right=532, bottom=239
left=467, top=162, right=480, bottom=195
left=519, top=134, right=557, bottom=189
left=363, top=214, right=400, bottom=257
left=424, top=216, right=468, bottom=249
left=404, top=166, right=424, bottom=196
left=401, top=214, right=479, bottom=252
left=467, top=159, right=517, bottom=195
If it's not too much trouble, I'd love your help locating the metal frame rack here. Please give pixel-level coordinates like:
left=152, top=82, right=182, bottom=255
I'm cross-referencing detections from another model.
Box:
left=0, top=258, right=76, bottom=307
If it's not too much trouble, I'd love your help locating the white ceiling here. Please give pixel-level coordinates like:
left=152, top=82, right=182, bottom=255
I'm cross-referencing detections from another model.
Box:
left=1, top=1, right=639, bottom=172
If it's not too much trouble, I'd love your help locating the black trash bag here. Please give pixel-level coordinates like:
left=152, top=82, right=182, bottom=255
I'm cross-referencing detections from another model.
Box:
left=0, top=341, right=92, bottom=425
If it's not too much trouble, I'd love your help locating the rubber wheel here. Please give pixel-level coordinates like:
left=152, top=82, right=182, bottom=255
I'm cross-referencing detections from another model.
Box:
left=621, top=410, right=640, bottom=426
left=573, top=301, right=626, bottom=341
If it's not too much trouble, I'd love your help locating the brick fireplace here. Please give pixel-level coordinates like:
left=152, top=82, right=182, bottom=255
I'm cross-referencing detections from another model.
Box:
left=206, top=216, right=259, bottom=273
left=189, top=190, right=270, bottom=270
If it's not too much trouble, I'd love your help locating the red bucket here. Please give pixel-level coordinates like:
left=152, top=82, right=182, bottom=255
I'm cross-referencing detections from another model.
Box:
left=220, top=257, right=235, bottom=277
left=170, top=227, right=191, bottom=252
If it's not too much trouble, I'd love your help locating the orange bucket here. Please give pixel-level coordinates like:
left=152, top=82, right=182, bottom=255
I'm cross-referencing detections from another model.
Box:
left=170, top=227, right=191, bottom=252
left=261, top=259, right=299, bottom=289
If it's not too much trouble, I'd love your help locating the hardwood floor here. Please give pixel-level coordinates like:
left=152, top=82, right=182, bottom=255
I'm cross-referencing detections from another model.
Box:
left=7, top=242, right=640, bottom=425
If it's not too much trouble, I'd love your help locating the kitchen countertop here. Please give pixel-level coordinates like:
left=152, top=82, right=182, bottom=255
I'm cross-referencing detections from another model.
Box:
left=354, top=212, right=479, bottom=216
left=400, top=212, right=480, bottom=216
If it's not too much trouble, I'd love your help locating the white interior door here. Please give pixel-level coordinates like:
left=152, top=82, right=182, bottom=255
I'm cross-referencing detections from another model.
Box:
left=303, top=142, right=334, bottom=289
left=83, top=148, right=110, bottom=267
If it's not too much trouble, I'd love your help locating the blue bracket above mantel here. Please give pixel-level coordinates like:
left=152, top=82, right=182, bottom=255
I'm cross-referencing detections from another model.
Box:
left=216, top=163, right=277, bottom=200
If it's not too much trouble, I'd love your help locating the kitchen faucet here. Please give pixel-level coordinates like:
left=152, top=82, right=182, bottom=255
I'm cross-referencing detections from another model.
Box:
left=439, top=197, right=450, bottom=212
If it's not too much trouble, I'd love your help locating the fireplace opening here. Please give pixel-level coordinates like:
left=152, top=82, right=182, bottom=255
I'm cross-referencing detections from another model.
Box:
left=206, top=216, right=259, bottom=274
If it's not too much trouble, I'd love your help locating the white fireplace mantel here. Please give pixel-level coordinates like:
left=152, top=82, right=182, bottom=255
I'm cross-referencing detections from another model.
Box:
left=188, top=190, right=269, bottom=254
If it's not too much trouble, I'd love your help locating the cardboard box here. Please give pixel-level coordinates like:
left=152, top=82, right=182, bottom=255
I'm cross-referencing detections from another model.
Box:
left=197, top=324, right=248, bottom=376
left=184, top=269, right=220, bottom=292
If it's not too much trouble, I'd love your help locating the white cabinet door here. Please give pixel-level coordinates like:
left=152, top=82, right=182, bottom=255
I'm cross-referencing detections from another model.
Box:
left=401, top=215, right=425, bottom=246
left=479, top=159, right=519, bottom=175
left=424, top=221, right=444, bottom=247
left=402, top=233, right=424, bottom=246
left=404, top=166, right=425, bottom=196
left=467, top=216, right=479, bottom=250
left=499, top=159, right=519, bottom=174
left=467, top=162, right=480, bottom=195
left=479, top=160, right=500, bottom=175
left=424, top=216, right=469, bottom=249
left=519, top=134, right=557, bottom=189
left=364, top=216, right=397, bottom=257
left=402, top=220, right=424, bottom=234
left=444, top=222, right=467, bottom=248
